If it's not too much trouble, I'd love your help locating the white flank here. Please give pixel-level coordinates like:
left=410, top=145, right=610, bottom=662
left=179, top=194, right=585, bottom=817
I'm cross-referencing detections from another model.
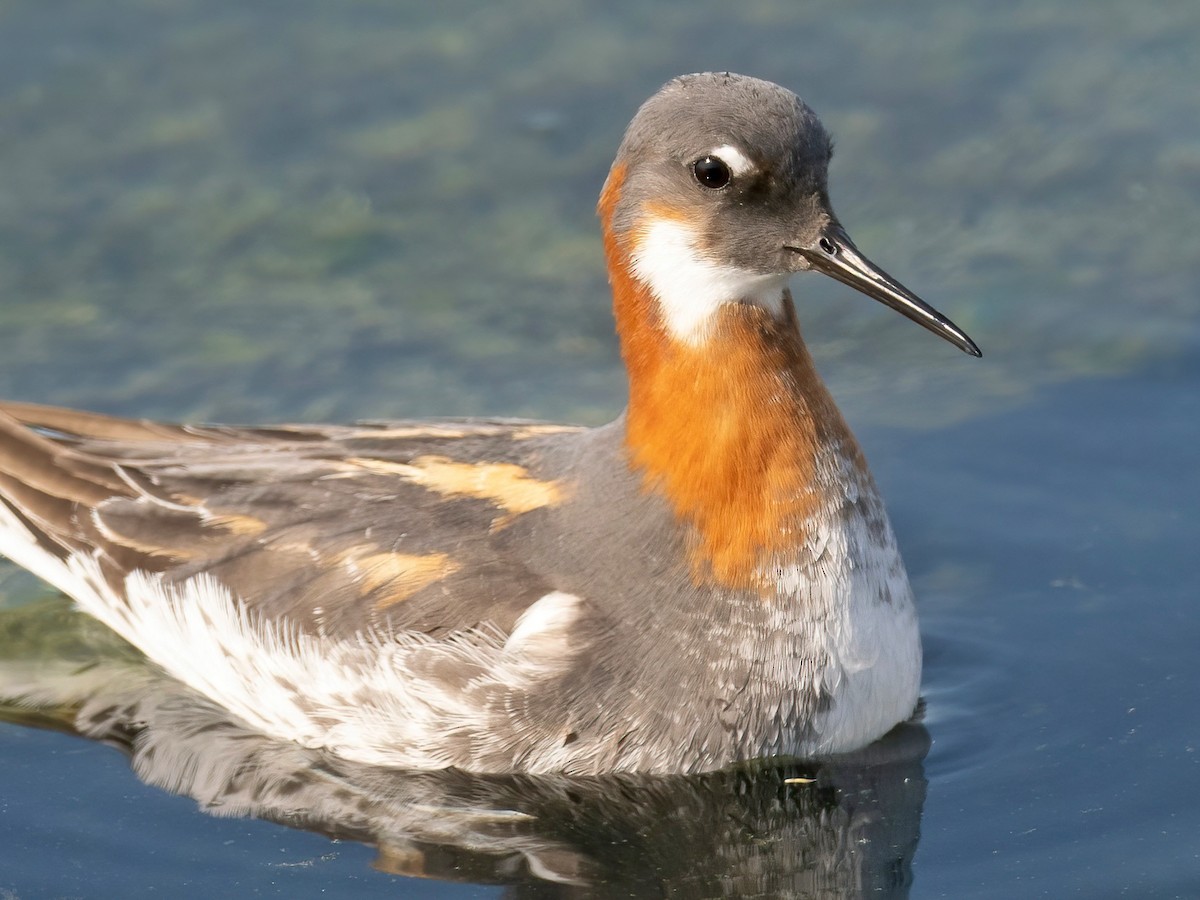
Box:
left=0, top=500, right=585, bottom=771
left=768, top=447, right=921, bottom=754
left=630, top=219, right=789, bottom=345
left=505, top=590, right=581, bottom=672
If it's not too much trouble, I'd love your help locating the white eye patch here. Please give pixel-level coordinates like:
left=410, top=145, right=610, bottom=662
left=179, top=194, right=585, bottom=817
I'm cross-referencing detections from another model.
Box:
left=708, top=144, right=757, bottom=178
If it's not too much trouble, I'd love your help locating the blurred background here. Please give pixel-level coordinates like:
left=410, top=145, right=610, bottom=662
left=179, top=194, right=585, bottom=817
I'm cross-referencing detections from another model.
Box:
left=1, top=0, right=1194, bottom=429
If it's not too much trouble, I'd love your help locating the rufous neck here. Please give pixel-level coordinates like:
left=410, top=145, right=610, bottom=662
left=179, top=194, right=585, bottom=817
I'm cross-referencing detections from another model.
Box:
left=598, top=169, right=864, bottom=589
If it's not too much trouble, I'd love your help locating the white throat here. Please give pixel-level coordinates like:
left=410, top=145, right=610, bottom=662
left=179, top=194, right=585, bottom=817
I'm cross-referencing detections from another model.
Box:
left=630, top=219, right=789, bottom=344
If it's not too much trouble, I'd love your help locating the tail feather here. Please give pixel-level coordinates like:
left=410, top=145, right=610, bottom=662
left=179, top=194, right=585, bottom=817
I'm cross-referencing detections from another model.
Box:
left=0, top=405, right=141, bottom=570
left=0, top=400, right=203, bottom=444
left=0, top=412, right=126, bottom=503
left=0, top=405, right=168, bottom=631
left=0, top=403, right=301, bottom=588
left=0, top=474, right=79, bottom=552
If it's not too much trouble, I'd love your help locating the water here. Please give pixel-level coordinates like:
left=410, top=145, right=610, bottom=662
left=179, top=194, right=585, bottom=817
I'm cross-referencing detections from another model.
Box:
left=1, top=1, right=1198, bottom=896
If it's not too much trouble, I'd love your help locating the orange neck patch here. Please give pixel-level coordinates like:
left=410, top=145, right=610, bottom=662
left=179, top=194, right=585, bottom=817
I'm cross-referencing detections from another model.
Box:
left=598, top=164, right=865, bottom=590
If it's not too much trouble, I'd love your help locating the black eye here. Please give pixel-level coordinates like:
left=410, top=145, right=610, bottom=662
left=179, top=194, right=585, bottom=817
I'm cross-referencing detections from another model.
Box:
left=692, top=156, right=731, bottom=189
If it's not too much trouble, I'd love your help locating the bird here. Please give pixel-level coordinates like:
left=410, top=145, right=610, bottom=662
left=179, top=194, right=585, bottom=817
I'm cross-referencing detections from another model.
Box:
left=0, top=72, right=978, bottom=776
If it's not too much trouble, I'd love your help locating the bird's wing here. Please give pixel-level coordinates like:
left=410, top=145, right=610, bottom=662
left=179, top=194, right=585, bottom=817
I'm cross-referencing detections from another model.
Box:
left=0, top=401, right=586, bottom=638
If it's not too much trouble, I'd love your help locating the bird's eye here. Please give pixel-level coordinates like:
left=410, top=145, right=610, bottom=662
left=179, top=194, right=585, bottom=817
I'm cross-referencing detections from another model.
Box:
left=692, top=156, right=732, bottom=189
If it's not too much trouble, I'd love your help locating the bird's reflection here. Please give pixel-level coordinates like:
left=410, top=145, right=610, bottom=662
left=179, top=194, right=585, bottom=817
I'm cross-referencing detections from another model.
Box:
left=0, top=594, right=929, bottom=896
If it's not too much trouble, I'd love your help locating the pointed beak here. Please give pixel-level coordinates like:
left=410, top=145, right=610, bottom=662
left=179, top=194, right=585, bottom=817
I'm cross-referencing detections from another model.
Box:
left=790, top=224, right=981, bottom=357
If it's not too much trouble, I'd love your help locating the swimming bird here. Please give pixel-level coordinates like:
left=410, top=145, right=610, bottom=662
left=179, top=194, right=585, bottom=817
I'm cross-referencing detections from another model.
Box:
left=0, top=73, right=978, bottom=775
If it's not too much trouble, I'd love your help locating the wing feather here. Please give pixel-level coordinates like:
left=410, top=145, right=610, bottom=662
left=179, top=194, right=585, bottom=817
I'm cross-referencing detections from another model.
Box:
left=0, top=402, right=578, bottom=637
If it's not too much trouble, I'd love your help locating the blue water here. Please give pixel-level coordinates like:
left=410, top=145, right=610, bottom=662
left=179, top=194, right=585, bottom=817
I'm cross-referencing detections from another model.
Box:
left=893, top=359, right=1200, bottom=897
left=2, top=1, right=1198, bottom=897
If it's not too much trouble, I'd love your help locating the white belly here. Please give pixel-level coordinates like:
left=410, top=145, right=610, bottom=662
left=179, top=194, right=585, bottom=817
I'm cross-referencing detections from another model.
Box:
left=771, top=463, right=922, bottom=755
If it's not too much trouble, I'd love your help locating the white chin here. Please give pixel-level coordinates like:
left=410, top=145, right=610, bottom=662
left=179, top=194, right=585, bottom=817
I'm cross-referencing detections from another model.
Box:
left=631, top=220, right=789, bottom=344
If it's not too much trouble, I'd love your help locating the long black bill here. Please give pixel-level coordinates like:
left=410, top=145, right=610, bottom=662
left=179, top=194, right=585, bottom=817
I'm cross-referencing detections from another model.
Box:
left=792, top=224, right=981, bottom=357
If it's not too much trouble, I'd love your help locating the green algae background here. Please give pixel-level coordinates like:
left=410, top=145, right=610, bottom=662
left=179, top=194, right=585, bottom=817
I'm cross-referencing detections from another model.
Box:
left=0, top=0, right=1197, bottom=431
